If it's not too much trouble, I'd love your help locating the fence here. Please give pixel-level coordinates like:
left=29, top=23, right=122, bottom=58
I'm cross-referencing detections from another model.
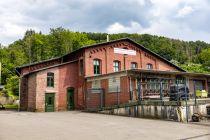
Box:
left=86, top=88, right=104, bottom=109
left=86, top=81, right=201, bottom=108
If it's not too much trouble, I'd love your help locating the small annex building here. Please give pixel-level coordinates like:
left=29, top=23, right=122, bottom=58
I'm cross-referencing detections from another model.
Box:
left=16, top=38, right=210, bottom=112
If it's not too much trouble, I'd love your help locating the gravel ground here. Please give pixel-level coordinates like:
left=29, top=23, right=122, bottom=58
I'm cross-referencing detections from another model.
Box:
left=0, top=111, right=209, bottom=140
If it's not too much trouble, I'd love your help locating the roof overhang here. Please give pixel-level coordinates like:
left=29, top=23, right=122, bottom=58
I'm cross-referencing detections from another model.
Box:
left=86, top=69, right=210, bottom=80
left=127, top=69, right=210, bottom=77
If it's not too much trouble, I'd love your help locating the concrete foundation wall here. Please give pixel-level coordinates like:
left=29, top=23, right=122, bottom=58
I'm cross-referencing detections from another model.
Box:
left=100, top=103, right=210, bottom=122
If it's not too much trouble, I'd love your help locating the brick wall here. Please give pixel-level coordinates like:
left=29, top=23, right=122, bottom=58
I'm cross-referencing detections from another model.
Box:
left=86, top=82, right=101, bottom=108
left=86, top=75, right=130, bottom=108
left=20, top=76, right=28, bottom=111
left=35, top=67, right=59, bottom=112
left=27, top=73, right=37, bottom=111
left=20, top=58, right=61, bottom=75
left=84, top=41, right=180, bottom=77
left=58, top=62, right=80, bottom=110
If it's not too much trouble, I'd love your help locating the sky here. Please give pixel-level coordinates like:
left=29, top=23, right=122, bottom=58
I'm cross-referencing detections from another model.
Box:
left=0, top=0, right=210, bottom=46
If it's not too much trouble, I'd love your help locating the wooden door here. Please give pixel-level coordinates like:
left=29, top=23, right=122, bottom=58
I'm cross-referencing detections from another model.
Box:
left=67, top=88, right=75, bottom=110
left=45, top=93, right=55, bottom=112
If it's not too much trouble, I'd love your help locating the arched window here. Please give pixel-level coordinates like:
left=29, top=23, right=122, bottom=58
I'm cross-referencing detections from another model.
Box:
left=93, top=59, right=101, bottom=75
left=113, top=60, right=120, bottom=72
left=47, top=72, right=54, bottom=87
left=146, top=63, right=153, bottom=70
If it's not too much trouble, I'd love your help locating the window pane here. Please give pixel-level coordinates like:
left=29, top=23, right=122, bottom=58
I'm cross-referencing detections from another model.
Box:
left=113, top=61, right=120, bottom=72
left=93, top=59, right=101, bottom=74
left=147, top=64, right=153, bottom=70
left=47, top=72, right=54, bottom=87
left=131, top=62, right=137, bottom=69
left=80, top=59, right=83, bottom=75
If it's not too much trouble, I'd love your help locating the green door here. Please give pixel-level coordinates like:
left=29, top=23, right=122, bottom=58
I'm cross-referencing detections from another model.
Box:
left=67, top=88, right=75, bottom=110
left=45, top=93, right=55, bottom=112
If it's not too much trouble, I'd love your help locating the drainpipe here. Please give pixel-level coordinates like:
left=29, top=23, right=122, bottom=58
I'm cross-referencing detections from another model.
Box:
left=124, top=54, right=127, bottom=70
left=15, top=69, right=22, bottom=112
left=129, top=77, right=132, bottom=100
left=184, top=78, right=188, bottom=123
left=137, top=78, right=141, bottom=102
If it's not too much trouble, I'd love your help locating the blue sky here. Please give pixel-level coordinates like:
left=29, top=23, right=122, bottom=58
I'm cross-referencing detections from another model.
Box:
left=0, top=0, right=210, bottom=45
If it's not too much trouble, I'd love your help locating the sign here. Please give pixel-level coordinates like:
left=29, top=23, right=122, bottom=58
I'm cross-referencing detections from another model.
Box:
left=114, top=48, right=136, bottom=55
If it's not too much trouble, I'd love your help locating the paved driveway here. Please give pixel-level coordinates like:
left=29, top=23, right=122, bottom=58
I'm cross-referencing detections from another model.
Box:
left=0, top=111, right=209, bottom=140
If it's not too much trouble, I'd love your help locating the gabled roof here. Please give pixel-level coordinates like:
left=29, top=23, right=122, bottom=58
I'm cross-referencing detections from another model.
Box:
left=16, top=38, right=185, bottom=72
left=70, top=38, right=185, bottom=72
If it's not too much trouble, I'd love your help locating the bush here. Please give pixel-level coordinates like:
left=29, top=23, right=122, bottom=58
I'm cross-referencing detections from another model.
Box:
left=5, top=76, right=19, bottom=97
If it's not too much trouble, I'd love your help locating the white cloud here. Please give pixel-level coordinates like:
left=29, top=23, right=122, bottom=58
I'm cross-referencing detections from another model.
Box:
left=177, top=6, right=194, bottom=17
left=0, top=0, right=210, bottom=45
left=107, top=22, right=143, bottom=34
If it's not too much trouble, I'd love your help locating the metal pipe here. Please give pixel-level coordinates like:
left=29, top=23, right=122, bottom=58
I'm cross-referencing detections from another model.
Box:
left=193, top=80, right=197, bottom=106
left=137, top=78, right=141, bottom=102
left=15, top=68, right=22, bottom=112
left=160, top=80, right=163, bottom=100
left=117, top=86, right=119, bottom=106
left=18, top=77, right=21, bottom=112
left=184, top=78, right=188, bottom=122
left=129, top=77, right=132, bottom=100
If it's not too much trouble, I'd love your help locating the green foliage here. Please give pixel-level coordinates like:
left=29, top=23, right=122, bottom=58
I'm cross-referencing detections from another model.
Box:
left=5, top=76, right=19, bottom=97
left=197, top=48, right=210, bottom=67
left=4, top=104, right=18, bottom=109
left=179, top=63, right=209, bottom=73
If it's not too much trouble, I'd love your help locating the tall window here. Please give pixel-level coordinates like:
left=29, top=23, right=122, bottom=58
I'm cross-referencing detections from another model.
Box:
left=93, top=59, right=101, bottom=75
left=131, top=62, right=137, bottom=69
left=79, top=59, right=84, bottom=75
left=113, top=61, right=120, bottom=72
left=146, top=63, right=153, bottom=70
left=47, top=72, right=54, bottom=87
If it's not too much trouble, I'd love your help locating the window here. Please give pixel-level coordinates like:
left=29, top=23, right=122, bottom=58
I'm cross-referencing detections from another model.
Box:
left=47, top=72, right=54, bottom=87
left=93, top=59, right=101, bottom=75
left=131, top=62, right=137, bottom=69
left=79, top=59, right=84, bottom=75
left=146, top=63, right=153, bottom=70
left=108, top=77, right=120, bottom=92
left=113, top=61, right=120, bottom=72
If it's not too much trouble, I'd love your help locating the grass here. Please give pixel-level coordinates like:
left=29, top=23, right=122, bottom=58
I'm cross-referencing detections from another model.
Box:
left=3, top=104, right=18, bottom=109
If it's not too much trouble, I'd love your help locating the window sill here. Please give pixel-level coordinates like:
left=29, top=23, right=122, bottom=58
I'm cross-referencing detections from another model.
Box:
left=108, top=91, right=121, bottom=93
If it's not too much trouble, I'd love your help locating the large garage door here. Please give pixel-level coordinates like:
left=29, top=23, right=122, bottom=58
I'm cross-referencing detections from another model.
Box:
left=195, top=80, right=205, bottom=90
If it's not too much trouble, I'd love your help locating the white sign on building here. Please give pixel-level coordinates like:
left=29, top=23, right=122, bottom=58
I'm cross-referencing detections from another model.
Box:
left=114, top=48, right=136, bottom=55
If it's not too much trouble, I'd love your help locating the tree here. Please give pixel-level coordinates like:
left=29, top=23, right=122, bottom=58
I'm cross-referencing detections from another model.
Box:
left=5, top=76, right=19, bottom=97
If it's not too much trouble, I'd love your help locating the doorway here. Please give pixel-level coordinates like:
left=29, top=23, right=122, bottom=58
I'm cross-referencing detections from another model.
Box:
left=67, top=88, right=75, bottom=110
left=45, top=93, right=55, bottom=112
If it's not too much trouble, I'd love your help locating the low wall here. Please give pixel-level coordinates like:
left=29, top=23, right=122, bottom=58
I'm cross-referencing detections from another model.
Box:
left=0, top=96, right=16, bottom=105
left=99, top=100, right=210, bottom=122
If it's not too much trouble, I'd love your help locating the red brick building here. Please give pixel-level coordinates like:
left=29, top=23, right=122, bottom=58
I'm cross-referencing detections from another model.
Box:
left=16, top=38, right=210, bottom=112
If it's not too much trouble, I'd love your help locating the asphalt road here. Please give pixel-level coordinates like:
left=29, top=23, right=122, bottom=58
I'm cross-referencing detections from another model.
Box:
left=0, top=111, right=209, bottom=140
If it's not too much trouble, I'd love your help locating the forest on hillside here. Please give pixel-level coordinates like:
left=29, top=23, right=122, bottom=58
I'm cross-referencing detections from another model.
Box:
left=1, top=27, right=210, bottom=97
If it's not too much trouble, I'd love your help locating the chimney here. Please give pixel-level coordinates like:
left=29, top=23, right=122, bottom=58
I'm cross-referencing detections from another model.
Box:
left=107, top=34, right=109, bottom=42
